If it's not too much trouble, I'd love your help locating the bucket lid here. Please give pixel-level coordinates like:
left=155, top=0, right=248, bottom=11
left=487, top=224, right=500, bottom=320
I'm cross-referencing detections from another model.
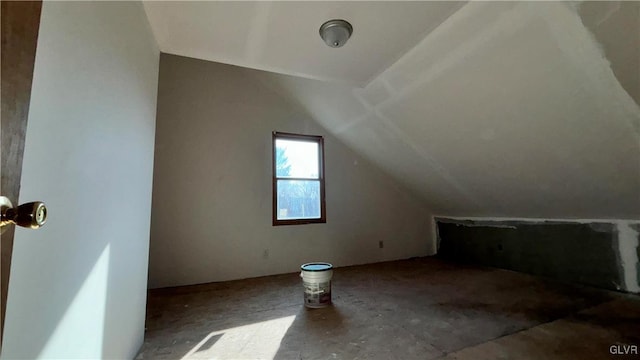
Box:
left=301, top=262, right=333, bottom=272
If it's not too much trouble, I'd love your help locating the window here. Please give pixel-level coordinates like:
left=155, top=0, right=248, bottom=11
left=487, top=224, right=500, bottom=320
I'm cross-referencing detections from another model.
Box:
left=272, top=132, right=326, bottom=225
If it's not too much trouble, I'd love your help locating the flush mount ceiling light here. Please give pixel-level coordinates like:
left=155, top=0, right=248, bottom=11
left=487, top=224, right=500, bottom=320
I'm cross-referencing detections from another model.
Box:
left=319, top=19, right=353, bottom=48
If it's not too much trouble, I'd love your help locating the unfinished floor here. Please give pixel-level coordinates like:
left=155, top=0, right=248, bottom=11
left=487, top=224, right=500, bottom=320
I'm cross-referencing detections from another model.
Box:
left=137, top=258, right=640, bottom=360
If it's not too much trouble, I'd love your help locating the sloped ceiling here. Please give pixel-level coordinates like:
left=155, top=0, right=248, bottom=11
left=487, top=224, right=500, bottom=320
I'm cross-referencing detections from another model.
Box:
left=142, top=1, right=466, bottom=84
left=144, top=1, right=640, bottom=219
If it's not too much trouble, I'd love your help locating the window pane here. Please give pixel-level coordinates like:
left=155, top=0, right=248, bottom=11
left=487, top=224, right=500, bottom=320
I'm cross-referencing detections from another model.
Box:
left=276, top=180, right=321, bottom=220
left=275, top=139, right=319, bottom=178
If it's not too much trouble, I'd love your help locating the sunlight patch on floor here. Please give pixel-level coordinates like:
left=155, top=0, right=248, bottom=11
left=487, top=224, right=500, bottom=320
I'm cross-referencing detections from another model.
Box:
left=181, top=315, right=297, bottom=359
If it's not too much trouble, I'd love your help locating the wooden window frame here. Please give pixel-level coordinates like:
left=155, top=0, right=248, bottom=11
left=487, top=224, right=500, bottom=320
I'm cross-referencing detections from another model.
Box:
left=272, top=131, right=326, bottom=226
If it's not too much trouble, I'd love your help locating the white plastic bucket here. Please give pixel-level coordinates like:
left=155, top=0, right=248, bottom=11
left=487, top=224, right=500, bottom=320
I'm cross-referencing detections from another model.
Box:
left=300, top=262, right=333, bottom=308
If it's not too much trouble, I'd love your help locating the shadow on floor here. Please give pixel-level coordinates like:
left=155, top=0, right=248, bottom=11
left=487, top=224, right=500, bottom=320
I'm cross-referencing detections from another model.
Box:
left=138, top=258, right=638, bottom=360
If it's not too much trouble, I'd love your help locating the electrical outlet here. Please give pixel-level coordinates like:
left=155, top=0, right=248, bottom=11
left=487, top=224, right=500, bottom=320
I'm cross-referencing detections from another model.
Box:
left=379, top=241, right=384, bottom=249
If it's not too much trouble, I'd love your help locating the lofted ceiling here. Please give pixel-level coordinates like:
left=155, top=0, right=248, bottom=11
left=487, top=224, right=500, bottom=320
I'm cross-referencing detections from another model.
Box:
left=142, top=1, right=466, bottom=85
left=143, top=1, right=640, bottom=220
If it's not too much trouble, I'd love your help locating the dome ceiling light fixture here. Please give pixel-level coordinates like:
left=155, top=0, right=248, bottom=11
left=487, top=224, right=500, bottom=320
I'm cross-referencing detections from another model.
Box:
left=319, top=19, right=353, bottom=48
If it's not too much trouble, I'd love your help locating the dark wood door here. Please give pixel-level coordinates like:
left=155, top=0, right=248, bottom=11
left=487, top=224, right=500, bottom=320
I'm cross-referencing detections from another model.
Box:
left=0, top=0, right=43, bottom=345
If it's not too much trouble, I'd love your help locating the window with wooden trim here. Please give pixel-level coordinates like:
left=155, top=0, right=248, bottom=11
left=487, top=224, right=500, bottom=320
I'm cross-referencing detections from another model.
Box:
left=272, top=132, right=326, bottom=226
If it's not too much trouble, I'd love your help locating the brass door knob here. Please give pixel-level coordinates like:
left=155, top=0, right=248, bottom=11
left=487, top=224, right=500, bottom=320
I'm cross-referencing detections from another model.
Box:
left=0, top=196, right=47, bottom=233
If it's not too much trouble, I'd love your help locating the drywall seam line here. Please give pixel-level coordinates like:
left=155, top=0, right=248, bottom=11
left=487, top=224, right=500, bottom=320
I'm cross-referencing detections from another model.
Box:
left=542, top=1, right=640, bottom=136
left=338, top=2, right=533, bottom=211
left=616, top=221, right=640, bottom=293
left=433, top=215, right=640, bottom=223
left=373, top=2, right=530, bottom=104
left=363, top=1, right=471, bottom=87
left=380, top=78, right=398, bottom=98
left=436, top=221, right=518, bottom=229
left=244, top=1, right=272, bottom=63
left=431, top=216, right=439, bottom=255
left=593, top=1, right=621, bottom=27
left=351, top=84, right=484, bottom=210
left=333, top=112, right=368, bottom=135
left=360, top=1, right=468, bottom=87
left=375, top=110, right=484, bottom=209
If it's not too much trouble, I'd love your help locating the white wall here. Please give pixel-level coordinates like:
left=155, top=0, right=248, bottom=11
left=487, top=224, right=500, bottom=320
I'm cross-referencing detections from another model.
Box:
left=2, top=2, right=159, bottom=359
left=148, top=54, right=433, bottom=288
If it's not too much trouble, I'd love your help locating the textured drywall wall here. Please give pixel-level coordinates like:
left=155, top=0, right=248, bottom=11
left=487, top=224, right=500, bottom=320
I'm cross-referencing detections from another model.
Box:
left=148, top=54, right=433, bottom=289
left=254, top=1, right=640, bottom=219
left=2, top=2, right=159, bottom=359
left=579, top=1, right=640, bottom=106
left=617, top=221, right=640, bottom=293
left=142, top=1, right=466, bottom=84
left=436, top=218, right=640, bottom=293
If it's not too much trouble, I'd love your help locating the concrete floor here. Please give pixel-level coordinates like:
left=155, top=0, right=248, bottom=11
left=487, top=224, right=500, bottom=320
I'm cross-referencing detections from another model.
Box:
left=137, top=258, right=640, bottom=360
